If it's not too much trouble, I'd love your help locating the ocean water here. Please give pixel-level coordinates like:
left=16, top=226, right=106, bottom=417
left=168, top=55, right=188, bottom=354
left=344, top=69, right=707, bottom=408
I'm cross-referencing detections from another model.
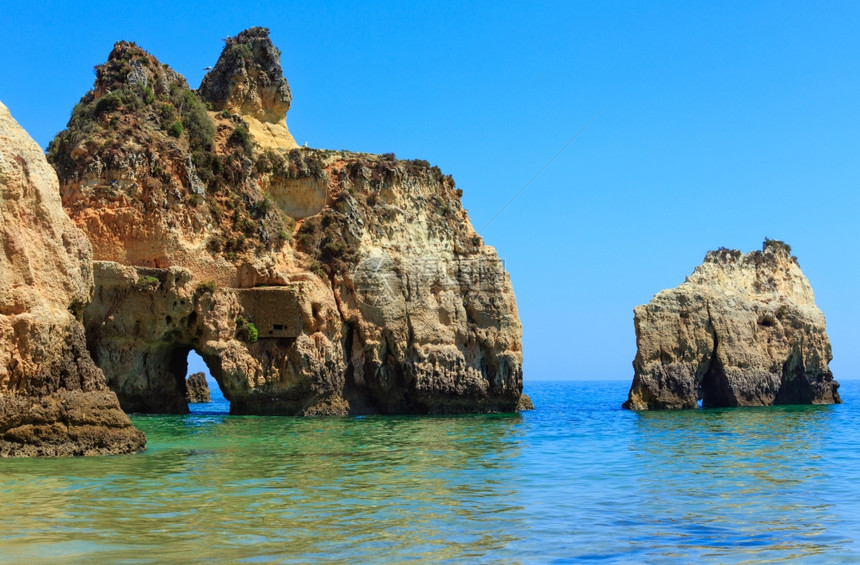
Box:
left=1, top=380, right=859, bottom=564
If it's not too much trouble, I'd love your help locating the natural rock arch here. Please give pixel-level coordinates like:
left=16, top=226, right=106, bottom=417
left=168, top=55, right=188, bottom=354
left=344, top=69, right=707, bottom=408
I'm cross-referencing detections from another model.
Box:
left=84, top=263, right=239, bottom=413
left=95, top=341, right=227, bottom=414
left=84, top=261, right=351, bottom=415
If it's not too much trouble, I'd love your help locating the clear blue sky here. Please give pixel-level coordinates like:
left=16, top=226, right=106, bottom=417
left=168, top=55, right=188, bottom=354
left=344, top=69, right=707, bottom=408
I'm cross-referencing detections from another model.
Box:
left=2, top=1, right=858, bottom=381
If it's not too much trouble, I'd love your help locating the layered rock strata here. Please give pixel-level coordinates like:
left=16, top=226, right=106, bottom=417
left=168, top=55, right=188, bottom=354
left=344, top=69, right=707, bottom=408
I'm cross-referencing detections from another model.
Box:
left=624, top=240, right=840, bottom=410
left=185, top=372, right=211, bottom=403
left=53, top=28, right=525, bottom=415
left=0, top=101, right=145, bottom=456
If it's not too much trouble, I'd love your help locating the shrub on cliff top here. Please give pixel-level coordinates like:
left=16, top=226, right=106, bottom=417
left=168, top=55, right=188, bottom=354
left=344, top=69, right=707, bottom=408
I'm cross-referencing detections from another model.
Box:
left=173, top=90, right=214, bottom=151
left=763, top=238, right=792, bottom=255
left=230, top=43, right=254, bottom=61
left=159, top=103, right=176, bottom=123
left=94, top=91, right=123, bottom=117
left=195, top=280, right=217, bottom=296
left=707, top=246, right=742, bottom=264
left=167, top=120, right=183, bottom=138
left=135, top=276, right=160, bottom=292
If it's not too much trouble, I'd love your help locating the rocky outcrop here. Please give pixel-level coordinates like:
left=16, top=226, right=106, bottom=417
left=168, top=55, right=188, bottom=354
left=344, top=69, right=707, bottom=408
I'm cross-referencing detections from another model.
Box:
left=199, top=27, right=297, bottom=151
left=324, top=157, right=523, bottom=414
left=48, top=40, right=298, bottom=283
left=185, top=372, right=210, bottom=403
left=0, top=101, right=145, bottom=456
left=53, top=30, right=526, bottom=416
left=624, top=240, right=840, bottom=410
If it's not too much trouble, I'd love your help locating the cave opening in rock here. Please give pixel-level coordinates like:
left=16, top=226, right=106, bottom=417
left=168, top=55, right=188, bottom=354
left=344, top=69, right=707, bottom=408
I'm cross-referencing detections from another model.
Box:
left=699, top=353, right=734, bottom=408
left=185, top=350, right=230, bottom=414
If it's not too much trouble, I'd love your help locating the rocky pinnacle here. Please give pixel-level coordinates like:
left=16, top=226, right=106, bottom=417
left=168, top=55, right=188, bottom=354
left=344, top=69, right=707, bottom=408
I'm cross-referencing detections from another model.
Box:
left=198, top=26, right=291, bottom=123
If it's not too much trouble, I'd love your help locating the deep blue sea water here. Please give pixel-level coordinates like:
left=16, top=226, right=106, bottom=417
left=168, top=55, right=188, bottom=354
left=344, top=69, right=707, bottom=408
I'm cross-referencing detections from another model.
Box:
left=1, top=380, right=859, bottom=564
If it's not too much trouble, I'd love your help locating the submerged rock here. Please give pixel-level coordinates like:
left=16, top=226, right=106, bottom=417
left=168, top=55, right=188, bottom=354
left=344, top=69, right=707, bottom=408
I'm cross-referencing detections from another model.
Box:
left=624, top=240, right=840, bottom=410
left=0, top=101, right=145, bottom=456
left=51, top=29, right=525, bottom=416
left=185, top=372, right=211, bottom=403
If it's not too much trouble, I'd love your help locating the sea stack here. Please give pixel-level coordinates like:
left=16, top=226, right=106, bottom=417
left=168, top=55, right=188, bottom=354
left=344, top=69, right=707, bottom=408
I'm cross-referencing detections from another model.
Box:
left=186, top=372, right=211, bottom=403
left=624, top=239, right=839, bottom=410
left=0, top=101, right=145, bottom=456
left=48, top=28, right=525, bottom=416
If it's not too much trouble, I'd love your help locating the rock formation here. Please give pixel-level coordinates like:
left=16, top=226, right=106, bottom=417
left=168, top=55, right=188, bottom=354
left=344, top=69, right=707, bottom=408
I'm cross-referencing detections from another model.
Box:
left=624, top=240, right=840, bottom=410
left=199, top=27, right=297, bottom=151
left=185, top=372, right=211, bottom=403
left=50, top=28, right=526, bottom=415
left=0, top=101, right=145, bottom=456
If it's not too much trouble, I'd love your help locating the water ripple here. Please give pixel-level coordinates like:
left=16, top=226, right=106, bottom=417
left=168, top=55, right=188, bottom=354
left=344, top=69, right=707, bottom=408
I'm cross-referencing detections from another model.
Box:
left=0, top=381, right=859, bottom=563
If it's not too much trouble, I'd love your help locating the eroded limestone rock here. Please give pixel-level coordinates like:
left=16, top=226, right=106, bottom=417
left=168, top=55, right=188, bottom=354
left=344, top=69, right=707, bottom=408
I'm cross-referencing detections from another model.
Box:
left=185, top=372, right=211, bottom=403
left=53, top=30, right=526, bottom=416
left=624, top=240, right=840, bottom=410
left=49, top=40, right=298, bottom=284
left=0, top=101, right=145, bottom=456
left=199, top=26, right=297, bottom=150
left=328, top=159, right=523, bottom=413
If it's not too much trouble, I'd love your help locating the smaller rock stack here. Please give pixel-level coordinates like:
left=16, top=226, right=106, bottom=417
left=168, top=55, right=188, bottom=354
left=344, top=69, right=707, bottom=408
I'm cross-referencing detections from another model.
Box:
left=624, top=240, right=840, bottom=410
left=186, top=372, right=211, bottom=403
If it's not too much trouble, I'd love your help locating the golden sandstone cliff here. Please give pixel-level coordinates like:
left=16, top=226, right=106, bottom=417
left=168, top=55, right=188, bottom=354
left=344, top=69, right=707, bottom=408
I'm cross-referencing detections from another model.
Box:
left=0, top=101, right=145, bottom=456
left=624, top=240, right=840, bottom=410
left=48, top=28, right=526, bottom=416
left=7, top=27, right=839, bottom=457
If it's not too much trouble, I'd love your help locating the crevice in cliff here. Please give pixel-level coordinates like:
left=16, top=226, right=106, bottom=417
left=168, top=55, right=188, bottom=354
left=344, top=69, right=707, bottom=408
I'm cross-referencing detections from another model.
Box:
left=329, top=274, right=383, bottom=415
left=331, top=275, right=359, bottom=410
left=774, top=344, right=812, bottom=404
left=700, top=304, right=734, bottom=408
left=329, top=274, right=347, bottom=323
left=403, top=273, right=416, bottom=346
left=340, top=323, right=378, bottom=415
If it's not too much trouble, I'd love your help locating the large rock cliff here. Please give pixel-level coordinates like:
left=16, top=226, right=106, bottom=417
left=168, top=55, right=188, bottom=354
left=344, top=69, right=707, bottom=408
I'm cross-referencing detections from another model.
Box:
left=0, top=101, right=145, bottom=456
left=50, top=28, right=525, bottom=415
left=624, top=240, right=839, bottom=410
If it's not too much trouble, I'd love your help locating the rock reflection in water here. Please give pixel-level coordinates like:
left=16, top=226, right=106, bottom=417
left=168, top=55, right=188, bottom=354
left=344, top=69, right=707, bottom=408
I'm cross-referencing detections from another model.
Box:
left=0, top=413, right=527, bottom=563
left=630, top=405, right=843, bottom=561
left=2, top=381, right=859, bottom=563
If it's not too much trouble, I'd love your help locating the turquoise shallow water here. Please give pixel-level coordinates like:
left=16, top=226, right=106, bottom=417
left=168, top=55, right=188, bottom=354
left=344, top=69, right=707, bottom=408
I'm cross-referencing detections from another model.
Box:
left=1, top=380, right=859, bottom=564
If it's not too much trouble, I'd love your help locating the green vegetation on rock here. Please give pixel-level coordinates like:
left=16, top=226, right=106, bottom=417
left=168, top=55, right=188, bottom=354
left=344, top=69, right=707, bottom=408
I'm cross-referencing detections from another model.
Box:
left=235, top=318, right=258, bottom=343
